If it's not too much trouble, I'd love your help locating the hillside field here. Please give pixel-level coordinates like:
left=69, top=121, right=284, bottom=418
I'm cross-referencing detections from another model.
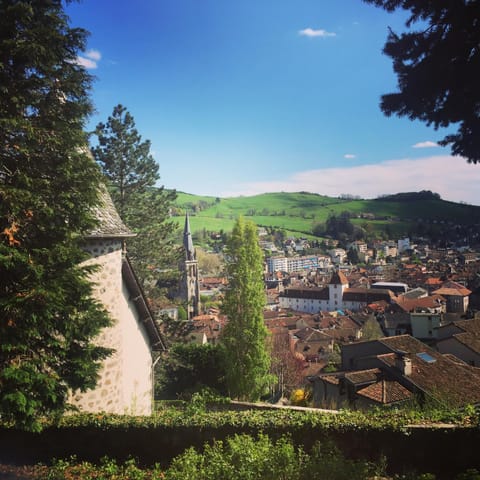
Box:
left=171, top=191, right=480, bottom=239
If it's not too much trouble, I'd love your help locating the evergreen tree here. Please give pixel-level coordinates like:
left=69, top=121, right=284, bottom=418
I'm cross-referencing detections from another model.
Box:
left=363, top=0, right=480, bottom=163
left=220, top=217, right=271, bottom=401
left=92, top=104, right=160, bottom=217
left=92, top=105, right=179, bottom=293
left=0, top=0, right=111, bottom=430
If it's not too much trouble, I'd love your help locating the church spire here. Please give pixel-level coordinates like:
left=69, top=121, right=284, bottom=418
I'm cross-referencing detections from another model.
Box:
left=183, top=211, right=195, bottom=261
left=180, top=210, right=200, bottom=319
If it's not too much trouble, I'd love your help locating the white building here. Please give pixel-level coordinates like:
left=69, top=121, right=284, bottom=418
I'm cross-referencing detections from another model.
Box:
left=329, top=248, right=347, bottom=264
left=398, top=238, right=410, bottom=253
left=266, top=255, right=331, bottom=274
left=279, top=271, right=394, bottom=313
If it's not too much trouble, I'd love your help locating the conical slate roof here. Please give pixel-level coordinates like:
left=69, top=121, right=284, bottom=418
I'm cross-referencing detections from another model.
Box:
left=85, top=186, right=135, bottom=239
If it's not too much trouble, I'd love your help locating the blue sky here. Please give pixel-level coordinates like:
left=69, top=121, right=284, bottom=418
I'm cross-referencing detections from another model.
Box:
left=67, top=0, right=480, bottom=205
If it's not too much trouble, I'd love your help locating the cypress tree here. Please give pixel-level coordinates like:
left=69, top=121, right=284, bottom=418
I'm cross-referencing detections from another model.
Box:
left=221, top=217, right=270, bottom=401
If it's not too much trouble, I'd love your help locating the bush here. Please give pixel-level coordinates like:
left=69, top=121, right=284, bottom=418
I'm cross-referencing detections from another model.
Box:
left=165, top=433, right=380, bottom=480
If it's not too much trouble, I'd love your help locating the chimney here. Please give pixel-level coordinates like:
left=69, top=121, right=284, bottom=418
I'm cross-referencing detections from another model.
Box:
left=395, top=350, right=412, bottom=376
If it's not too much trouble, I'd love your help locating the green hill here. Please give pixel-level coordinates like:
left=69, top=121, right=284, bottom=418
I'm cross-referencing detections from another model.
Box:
left=172, top=190, right=480, bottom=240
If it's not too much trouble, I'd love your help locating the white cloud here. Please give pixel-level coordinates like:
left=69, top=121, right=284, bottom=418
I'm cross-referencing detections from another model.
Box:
left=412, top=141, right=439, bottom=148
left=299, top=28, right=336, bottom=38
left=219, top=156, right=480, bottom=206
left=85, top=49, right=101, bottom=61
left=344, top=154, right=356, bottom=159
left=75, top=49, right=102, bottom=69
left=75, top=56, right=98, bottom=69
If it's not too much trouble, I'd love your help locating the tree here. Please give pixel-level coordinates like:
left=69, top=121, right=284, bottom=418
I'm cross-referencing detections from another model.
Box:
left=0, top=0, right=111, bottom=430
left=269, top=331, right=304, bottom=399
left=196, top=247, right=223, bottom=276
left=155, top=343, right=227, bottom=400
left=347, top=246, right=360, bottom=265
left=361, top=317, right=384, bottom=341
left=364, top=0, right=480, bottom=163
left=92, top=105, right=179, bottom=292
left=92, top=104, right=159, bottom=217
left=220, top=217, right=271, bottom=401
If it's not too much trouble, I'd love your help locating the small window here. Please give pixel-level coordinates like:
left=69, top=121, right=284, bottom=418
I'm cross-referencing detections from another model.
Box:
left=416, top=352, right=436, bottom=363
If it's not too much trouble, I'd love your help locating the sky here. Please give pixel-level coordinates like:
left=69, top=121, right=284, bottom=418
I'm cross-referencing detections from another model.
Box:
left=66, top=0, right=480, bottom=206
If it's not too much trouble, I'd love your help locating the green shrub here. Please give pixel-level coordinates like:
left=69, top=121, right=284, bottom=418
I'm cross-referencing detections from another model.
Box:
left=166, top=433, right=381, bottom=480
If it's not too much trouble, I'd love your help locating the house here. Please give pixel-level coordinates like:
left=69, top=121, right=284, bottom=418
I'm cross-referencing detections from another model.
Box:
left=437, top=317, right=480, bottom=367
left=393, top=293, right=446, bottom=314
left=70, top=187, right=165, bottom=415
left=311, top=335, right=480, bottom=409
left=433, top=280, right=471, bottom=313
left=312, top=368, right=413, bottom=410
left=410, top=312, right=446, bottom=341
left=293, top=327, right=334, bottom=361
left=378, top=311, right=412, bottom=337
left=189, top=314, right=227, bottom=345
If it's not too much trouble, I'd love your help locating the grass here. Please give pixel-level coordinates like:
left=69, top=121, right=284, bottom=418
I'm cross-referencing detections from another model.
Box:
left=171, top=190, right=480, bottom=237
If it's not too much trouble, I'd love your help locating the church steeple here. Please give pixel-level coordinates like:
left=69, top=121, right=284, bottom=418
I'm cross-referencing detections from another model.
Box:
left=183, top=211, right=195, bottom=261
left=180, top=211, right=200, bottom=319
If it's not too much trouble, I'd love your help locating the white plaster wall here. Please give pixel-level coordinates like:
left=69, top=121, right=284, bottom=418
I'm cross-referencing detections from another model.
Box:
left=119, top=280, right=153, bottom=414
left=70, top=239, right=153, bottom=415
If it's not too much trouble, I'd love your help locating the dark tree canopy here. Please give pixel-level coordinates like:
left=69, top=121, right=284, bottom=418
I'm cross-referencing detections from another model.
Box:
left=364, top=0, right=480, bottom=163
left=92, top=105, right=179, bottom=294
left=0, top=0, right=111, bottom=430
left=92, top=104, right=160, bottom=218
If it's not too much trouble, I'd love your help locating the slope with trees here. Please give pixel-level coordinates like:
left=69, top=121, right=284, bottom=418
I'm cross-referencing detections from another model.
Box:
left=173, top=190, right=480, bottom=247
left=363, top=0, right=480, bottom=163
left=92, top=104, right=179, bottom=296
left=0, top=0, right=111, bottom=430
left=220, top=217, right=271, bottom=401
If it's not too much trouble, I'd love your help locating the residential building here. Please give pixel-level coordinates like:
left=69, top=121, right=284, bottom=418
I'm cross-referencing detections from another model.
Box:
left=266, top=255, right=331, bottom=274
left=410, top=312, right=445, bottom=340
left=397, top=238, right=410, bottom=253
left=433, top=280, right=471, bottom=313
left=311, top=335, right=480, bottom=409
left=329, top=248, right=347, bottom=264
left=437, top=317, right=480, bottom=367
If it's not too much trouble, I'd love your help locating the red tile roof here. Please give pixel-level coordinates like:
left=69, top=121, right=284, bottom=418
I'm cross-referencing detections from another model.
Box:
left=357, top=379, right=413, bottom=405
left=433, top=281, right=471, bottom=297
left=344, top=368, right=381, bottom=386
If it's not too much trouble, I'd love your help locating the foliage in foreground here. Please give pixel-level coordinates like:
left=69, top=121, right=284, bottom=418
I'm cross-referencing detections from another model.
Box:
left=35, top=434, right=480, bottom=479
left=0, top=0, right=112, bottom=432
left=38, top=434, right=382, bottom=480
left=46, top=400, right=479, bottom=432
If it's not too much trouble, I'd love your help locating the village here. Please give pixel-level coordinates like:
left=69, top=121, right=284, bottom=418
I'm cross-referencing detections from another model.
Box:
left=182, top=225, right=480, bottom=410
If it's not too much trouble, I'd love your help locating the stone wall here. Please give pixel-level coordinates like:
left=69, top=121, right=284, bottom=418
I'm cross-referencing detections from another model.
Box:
left=69, top=239, right=153, bottom=414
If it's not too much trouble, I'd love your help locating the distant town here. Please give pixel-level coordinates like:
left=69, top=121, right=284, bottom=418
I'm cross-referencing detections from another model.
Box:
left=172, top=227, right=480, bottom=410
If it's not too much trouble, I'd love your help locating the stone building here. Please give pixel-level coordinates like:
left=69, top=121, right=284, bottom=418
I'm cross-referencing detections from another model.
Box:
left=69, top=188, right=165, bottom=415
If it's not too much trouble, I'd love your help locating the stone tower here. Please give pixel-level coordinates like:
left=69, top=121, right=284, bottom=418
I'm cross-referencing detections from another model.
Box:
left=69, top=187, right=165, bottom=415
left=180, top=211, right=200, bottom=319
